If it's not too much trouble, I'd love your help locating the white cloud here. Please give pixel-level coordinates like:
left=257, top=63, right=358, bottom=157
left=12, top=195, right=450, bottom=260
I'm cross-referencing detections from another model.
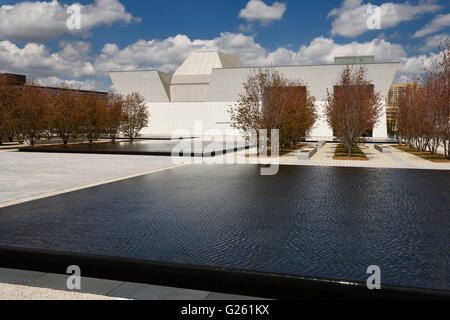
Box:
left=420, top=33, right=449, bottom=51
left=0, top=40, right=95, bottom=78
left=36, top=76, right=106, bottom=91
left=238, top=24, right=255, bottom=33
left=0, top=31, right=435, bottom=91
left=328, top=0, right=442, bottom=37
left=0, top=0, right=137, bottom=42
left=413, top=13, right=450, bottom=38
left=98, top=32, right=438, bottom=84
left=94, top=33, right=406, bottom=75
left=58, top=40, right=92, bottom=61
left=94, top=33, right=269, bottom=74
left=239, top=0, right=286, bottom=25
left=397, top=52, right=442, bottom=82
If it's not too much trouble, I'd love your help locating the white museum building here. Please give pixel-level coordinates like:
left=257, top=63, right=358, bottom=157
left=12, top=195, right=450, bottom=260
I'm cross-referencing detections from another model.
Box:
left=109, top=51, right=399, bottom=140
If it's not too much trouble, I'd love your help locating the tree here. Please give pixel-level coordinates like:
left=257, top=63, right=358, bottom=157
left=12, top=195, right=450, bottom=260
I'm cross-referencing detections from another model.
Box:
left=396, top=38, right=449, bottom=159
left=0, top=77, right=20, bottom=144
left=51, top=84, right=83, bottom=144
left=229, top=68, right=317, bottom=152
left=15, top=84, right=50, bottom=146
left=229, top=69, right=277, bottom=149
left=121, top=92, right=148, bottom=141
left=396, top=82, right=420, bottom=148
left=387, top=120, right=396, bottom=138
left=277, top=85, right=317, bottom=147
left=435, top=39, right=449, bottom=159
left=79, top=93, right=108, bottom=143
left=105, top=92, right=124, bottom=142
left=325, top=66, right=382, bottom=156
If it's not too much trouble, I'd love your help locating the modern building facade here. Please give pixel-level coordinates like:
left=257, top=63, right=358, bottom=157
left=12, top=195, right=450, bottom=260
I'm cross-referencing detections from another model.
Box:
left=109, top=51, right=399, bottom=140
left=386, top=83, right=414, bottom=122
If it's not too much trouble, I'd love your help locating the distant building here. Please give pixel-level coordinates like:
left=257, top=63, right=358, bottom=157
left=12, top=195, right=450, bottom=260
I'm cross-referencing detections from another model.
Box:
left=112, top=52, right=399, bottom=140
left=0, top=73, right=26, bottom=86
left=334, top=55, right=375, bottom=65
left=0, top=73, right=107, bottom=98
left=386, top=83, right=414, bottom=122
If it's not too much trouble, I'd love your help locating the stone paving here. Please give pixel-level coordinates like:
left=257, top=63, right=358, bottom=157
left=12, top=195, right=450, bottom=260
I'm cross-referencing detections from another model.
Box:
left=0, top=151, right=184, bottom=208
left=0, top=268, right=261, bottom=300
left=0, top=282, right=119, bottom=300
left=278, top=143, right=450, bottom=170
left=222, top=143, right=449, bottom=170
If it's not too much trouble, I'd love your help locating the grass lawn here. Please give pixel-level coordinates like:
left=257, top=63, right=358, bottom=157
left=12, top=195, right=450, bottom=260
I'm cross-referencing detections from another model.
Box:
left=333, top=144, right=368, bottom=161
left=391, top=145, right=450, bottom=163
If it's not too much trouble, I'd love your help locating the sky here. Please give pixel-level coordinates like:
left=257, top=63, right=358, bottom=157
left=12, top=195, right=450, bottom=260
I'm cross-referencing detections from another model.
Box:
left=0, top=0, right=448, bottom=91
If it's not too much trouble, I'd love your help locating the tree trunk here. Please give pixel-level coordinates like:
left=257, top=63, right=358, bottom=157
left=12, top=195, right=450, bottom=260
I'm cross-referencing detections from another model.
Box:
left=446, top=139, right=450, bottom=159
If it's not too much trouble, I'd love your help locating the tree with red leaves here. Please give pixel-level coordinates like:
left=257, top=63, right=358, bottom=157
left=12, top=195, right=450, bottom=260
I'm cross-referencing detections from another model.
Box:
left=325, top=66, right=382, bottom=156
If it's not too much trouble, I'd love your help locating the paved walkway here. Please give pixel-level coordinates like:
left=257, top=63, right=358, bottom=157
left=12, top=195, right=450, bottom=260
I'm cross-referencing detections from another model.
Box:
left=278, top=144, right=450, bottom=170
left=0, top=151, right=184, bottom=208
left=0, top=268, right=261, bottom=300
left=213, top=144, right=449, bottom=170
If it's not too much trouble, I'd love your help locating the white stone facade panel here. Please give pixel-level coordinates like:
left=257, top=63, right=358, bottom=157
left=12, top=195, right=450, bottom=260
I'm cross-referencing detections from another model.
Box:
left=141, top=102, right=236, bottom=137
left=109, top=70, right=171, bottom=102
left=208, top=63, right=399, bottom=102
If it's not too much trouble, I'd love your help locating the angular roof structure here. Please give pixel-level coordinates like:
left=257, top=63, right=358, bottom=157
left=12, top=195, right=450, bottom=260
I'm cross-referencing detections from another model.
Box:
left=110, top=51, right=399, bottom=103
left=172, top=51, right=243, bottom=83
left=169, top=51, right=244, bottom=102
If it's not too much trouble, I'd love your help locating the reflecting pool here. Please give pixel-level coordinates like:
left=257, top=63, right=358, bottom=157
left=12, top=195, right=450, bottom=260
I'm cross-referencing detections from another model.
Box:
left=0, top=165, right=448, bottom=290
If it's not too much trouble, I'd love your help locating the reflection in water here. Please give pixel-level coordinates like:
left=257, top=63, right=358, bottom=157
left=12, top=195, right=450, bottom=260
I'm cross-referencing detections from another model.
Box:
left=0, top=165, right=448, bottom=290
left=21, top=139, right=249, bottom=155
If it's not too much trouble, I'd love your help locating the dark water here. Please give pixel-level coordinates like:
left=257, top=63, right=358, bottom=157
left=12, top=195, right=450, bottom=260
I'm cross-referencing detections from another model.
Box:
left=20, top=140, right=248, bottom=156
left=0, top=165, right=448, bottom=290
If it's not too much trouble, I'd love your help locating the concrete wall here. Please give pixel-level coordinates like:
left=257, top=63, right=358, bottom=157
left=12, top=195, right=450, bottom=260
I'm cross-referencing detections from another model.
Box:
left=142, top=102, right=235, bottom=137
left=208, top=63, right=399, bottom=102
left=109, top=70, right=171, bottom=102
left=205, top=63, right=398, bottom=139
left=309, top=101, right=333, bottom=139
left=143, top=99, right=387, bottom=139
left=170, top=84, right=209, bottom=102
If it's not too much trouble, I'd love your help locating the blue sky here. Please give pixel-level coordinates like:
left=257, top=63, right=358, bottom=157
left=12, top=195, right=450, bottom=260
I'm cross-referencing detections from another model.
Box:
left=0, top=0, right=448, bottom=91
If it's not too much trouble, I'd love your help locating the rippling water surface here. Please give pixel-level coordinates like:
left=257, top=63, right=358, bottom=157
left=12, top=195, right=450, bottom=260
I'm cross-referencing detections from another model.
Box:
left=0, top=165, right=448, bottom=290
